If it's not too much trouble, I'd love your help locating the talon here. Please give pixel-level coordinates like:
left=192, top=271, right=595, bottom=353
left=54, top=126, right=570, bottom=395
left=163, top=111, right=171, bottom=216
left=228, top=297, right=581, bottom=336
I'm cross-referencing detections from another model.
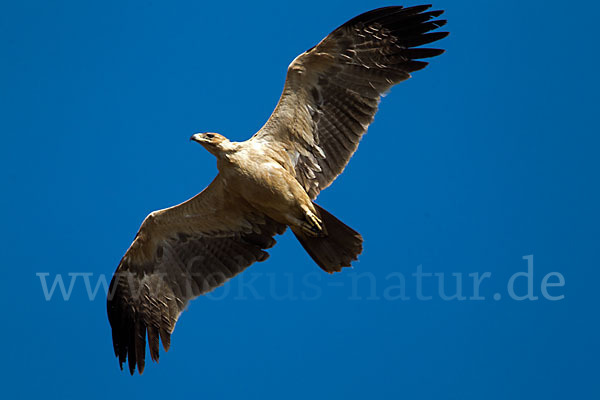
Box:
left=309, top=214, right=322, bottom=231
left=302, top=212, right=324, bottom=236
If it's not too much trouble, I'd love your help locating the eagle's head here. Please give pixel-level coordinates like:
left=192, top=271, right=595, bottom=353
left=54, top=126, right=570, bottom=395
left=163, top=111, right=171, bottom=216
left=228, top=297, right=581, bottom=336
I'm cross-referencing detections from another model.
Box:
left=190, top=132, right=233, bottom=157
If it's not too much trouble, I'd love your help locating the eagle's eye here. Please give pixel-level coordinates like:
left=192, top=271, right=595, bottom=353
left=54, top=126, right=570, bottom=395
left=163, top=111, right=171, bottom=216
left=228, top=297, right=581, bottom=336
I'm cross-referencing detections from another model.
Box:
left=205, top=133, right=215, bottom=139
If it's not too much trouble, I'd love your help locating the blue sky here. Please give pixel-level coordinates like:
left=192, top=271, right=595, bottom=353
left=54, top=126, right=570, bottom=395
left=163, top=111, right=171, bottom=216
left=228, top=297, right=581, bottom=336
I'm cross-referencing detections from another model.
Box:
left=1, top=0, right=599, bottom=398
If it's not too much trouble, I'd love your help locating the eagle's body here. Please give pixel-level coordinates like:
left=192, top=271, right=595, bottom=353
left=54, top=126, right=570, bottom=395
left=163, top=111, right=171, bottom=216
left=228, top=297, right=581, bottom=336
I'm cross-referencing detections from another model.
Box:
left=208, top=136, right=321, bottom=234
left=108, top=4, right=448, bottom=375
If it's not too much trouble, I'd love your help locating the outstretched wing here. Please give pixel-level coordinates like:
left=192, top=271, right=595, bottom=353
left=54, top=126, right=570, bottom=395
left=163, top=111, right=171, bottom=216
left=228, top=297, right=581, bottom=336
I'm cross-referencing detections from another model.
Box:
left=107, top=175, right=286, bottom=375
left=253, top=5, right=448, bottom=199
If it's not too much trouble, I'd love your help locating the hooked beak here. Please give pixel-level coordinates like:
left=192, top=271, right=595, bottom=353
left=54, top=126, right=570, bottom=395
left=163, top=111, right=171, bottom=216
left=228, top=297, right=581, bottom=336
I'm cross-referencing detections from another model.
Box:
left=190, top=133, right=204, bottom=143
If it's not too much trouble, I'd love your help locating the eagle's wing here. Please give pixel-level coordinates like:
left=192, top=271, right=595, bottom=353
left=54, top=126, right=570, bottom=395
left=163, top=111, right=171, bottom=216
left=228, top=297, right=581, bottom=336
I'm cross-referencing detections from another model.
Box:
left=107, top=175, right=286, bottom=375
left=252, top=5, right=448, bottom=198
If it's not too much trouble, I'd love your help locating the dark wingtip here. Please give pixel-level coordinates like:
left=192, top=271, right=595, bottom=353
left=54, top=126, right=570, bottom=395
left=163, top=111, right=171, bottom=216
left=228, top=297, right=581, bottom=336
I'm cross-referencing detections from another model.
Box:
left=405, top=60, right=429, bottom=72
left=434, top=19, right=448, bottom=29
left=160, top=329, right=171, bottom=352
left=404, top=48, right=446, bottom=59
left=404, top=4, right=433, bottom=14
left=128, top=349, right=136, bottom=375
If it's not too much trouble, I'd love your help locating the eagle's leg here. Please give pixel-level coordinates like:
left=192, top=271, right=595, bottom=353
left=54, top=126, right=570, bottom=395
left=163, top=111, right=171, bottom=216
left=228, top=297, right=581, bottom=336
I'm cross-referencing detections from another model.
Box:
left=300, top=209, right=325, bottom=237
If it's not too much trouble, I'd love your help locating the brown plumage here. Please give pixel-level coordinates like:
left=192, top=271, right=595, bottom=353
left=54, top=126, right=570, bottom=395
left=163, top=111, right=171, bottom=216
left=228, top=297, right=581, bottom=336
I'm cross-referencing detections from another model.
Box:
left=107, top=4, right=448, bottom=375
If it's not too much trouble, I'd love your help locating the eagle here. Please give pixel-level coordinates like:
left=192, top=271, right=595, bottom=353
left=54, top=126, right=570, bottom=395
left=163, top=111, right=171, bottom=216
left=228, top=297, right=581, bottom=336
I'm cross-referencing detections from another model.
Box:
left=107, top=4, right=448, bottom=375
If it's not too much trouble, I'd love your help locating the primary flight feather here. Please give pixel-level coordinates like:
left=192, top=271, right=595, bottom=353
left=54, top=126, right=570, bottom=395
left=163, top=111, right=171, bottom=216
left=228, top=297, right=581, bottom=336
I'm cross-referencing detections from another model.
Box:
left=107, top=4, right=448, bottom=375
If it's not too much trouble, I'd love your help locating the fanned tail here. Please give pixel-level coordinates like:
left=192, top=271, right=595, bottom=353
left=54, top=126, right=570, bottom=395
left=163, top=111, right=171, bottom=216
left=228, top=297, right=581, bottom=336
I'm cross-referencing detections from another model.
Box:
left=292, top=203, right=363, bottom=273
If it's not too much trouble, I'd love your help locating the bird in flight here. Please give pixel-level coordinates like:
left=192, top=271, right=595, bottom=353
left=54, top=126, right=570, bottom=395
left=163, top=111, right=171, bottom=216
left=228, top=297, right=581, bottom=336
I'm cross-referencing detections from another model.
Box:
left=107, top=4, right=448, bottom=375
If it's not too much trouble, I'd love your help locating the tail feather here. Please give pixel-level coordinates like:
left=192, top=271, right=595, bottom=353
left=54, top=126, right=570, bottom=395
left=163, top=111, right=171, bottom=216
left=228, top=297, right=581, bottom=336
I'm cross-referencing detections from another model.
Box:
left=292, top=203, right=363, bottom=273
